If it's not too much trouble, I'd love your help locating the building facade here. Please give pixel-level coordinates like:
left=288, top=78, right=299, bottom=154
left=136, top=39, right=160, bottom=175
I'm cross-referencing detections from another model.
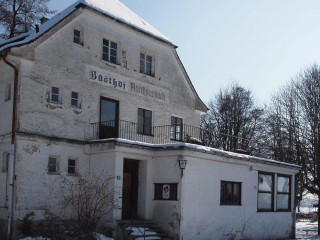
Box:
left=0, top=0, right=300, bottom=239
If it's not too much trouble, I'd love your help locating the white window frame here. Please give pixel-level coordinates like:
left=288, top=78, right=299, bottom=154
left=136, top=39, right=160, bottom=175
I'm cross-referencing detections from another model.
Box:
left=5, top=82, right=11, bottom=101
left=102, top=38, right=118, bottom=64
left=71, top=91, right=80, bottom=108
left=2, top=152, right=9, bottom=172
left=140, top=52, right=154, bottom=76
left=51, top=87, right=60, bottom=104
left=47, top=156, right=59, bottom=174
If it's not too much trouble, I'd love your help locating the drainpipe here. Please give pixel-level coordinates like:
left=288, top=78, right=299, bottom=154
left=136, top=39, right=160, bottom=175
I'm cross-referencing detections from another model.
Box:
left=3, top=55, right=18, bottom=240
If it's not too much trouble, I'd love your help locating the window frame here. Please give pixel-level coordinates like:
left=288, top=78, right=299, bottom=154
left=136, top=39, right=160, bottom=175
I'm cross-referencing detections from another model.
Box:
left=47, top=156, right=59, bottom=174
left=257, top=172, right=275, bottom=212
left=140, top=52, right=153, bottom=76
left=137, top=108, right=153, bottom=136
left=102, top=38, right=118, bottom=64
left=67, top=158, right=77, bottom=175
left=71, top=91, right=80, bottom=108
left=73, top=29, right=83, bottom=46
left=220, top=180, right=242, bottom=206
left=5, top=82, right=11, bottom=101
left=2, top=152, right=9, bottom=172
left=51, top=87, right=60, bottom=104
left=276, top=174, right=291, bottom=212
left=170, top=116, right=183, bottom=141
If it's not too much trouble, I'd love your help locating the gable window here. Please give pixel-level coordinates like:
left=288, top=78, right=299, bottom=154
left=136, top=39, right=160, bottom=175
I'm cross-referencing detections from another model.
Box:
left=71, top=91, right=79, bottom=107
left=140, top=53, right=152, bottom=76
left=51, top=87, right=60, bottom=103
left=68, top=158, right=77, bottom=175
left=171, top=117, right=183, bottom=141
left=48, top=156, right=58, bottom=173
left=138, top=108, right=152, bottom=135
left=102, top=39, right=117, bottom=64
left=277, top=175, right=291, bottom=211
left=258, top=172, right=274, bottom=211
left=220, top=181, right=241, bottom=205
left=2, top=152, right=9, bottom=172
left=5, top=82, right=11, bottom=101
left=73, top=29, right=83, bottom=45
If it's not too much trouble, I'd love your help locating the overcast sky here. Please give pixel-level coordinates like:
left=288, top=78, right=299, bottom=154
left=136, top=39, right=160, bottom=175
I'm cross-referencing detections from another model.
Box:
left=49, top=0, right=320, bottom=105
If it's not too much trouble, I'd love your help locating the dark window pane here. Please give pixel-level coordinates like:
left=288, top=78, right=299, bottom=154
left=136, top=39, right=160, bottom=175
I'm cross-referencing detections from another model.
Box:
left=146, top=55, right=152, bottom=63
left=72, top=92, right=78, bottom=99
left=71, top=99, right=78, bottom=107
left=110, top=49, right=117, bottom=57
left=51, top=94, right=59, bottom=102
left=103, top=39, right=109, bottom=46
left=74, top=29, right=80, bottom=37
left=146, top=68, right=151, bottom=76
left=68, top=159, right=76, bottom=174
left=233, top=183, right=240, bottom=204
left=140, top=53, right=145, bottom=60
left=103, top=46, right=109, bottom=53
left=140, top=60, right=145, bottom=73
left=48, top=157, right=56, bottom=172
left=220, top=182, right=225, bottom=204
left=111, top=41, right=117, bottom=49
left=74, top=36, right=80, bottom=44
left=226, top=183, right=233, bottom=203
left=52, top=87, right=59, bottom=94
left=110, top=56, right=117, bottom=64
left=102, top=53, right=108, bottom=61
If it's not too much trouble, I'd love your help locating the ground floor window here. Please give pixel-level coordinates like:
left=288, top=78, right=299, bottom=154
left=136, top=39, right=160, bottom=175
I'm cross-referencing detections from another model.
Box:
left=48, top=156, right=58, bottom=174
left=258, top=172, right=274, bottom=211
left=277, top=175, right=291, bottom=211
left=68, top=158, right=77, bottom=175
left=220, top=181, right=241, bottom=205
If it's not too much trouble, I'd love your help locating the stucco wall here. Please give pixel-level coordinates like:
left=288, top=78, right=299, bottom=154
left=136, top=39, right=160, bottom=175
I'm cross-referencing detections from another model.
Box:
left=14, top=136, right=89, bottom=220
left=180, top=155, right=296, bottom=240
left=14, top=8, right=202, bottom=142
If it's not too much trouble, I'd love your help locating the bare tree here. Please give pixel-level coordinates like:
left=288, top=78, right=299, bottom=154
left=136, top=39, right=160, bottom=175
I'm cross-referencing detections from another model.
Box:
left=0, top=0, right=55, bottom=39
left=201, top=83, right=264, bottom=155
left=265, top=64, right=320, bottom=232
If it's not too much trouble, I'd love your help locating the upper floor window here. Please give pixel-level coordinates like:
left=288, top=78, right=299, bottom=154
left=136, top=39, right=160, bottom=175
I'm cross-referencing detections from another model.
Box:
left=140, top=53, right=152, bottom=76
left=73, top=29, right=83, bottom=45
left=71, top=91, right=79, bottom=108
left=258, top=172, right=274, bottom=211
left=102, top=39, right=117, bottom=64
left=138, top=108, right=152, bottom=135
left=51, top=87, right=60, bottom=103
left=5, top=82, right=11, bottom=101
left=171, top=117, right=183, bottom=141
left=2, top=152, right=9, bottom=172
left=220, top=181, right=241, bottom=205
left=277, top=175, right=291, bottom=211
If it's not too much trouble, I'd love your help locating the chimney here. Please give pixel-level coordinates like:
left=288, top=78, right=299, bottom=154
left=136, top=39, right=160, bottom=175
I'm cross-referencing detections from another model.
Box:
left=35, top=24, right=39, bottom=33
left=24, top=22, right=32, bottom=33
left=40, top=17, right=49, bottom=24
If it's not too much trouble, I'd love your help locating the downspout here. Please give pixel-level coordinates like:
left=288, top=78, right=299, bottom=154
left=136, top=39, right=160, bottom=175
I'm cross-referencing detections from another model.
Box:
left=2, top=55, right=18, bottom=240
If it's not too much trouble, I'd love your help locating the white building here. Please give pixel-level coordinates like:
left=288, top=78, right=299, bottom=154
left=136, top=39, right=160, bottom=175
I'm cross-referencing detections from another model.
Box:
left=0, top=0, right=300, bottom=239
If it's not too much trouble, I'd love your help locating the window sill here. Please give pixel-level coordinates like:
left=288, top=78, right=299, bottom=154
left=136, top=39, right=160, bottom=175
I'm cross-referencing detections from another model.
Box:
left=220, top=204, right=242, bottom=206
left=137, top=133, right=154, bottom=137
left=153, top=199, right=178, bottom=201
left=276, top=209, right=291, bottom=212
left=50, top=101, right=62, bottom=106
left=140, top=72, right=155, bottom=78
left=73, top=42, right=84, bottom=48
left=67, top=173, right=78, bottom=177
left=71, top=105, right=81, bottom=110
left=257, top=209, right=275, bottom=212
left=101, top=59, right=120, bottom=68
left=47, top=172, right=60, bottom=175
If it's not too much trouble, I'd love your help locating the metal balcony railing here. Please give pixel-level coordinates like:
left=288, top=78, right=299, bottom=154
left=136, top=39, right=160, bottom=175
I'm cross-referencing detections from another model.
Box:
left=90, top=120, right=204, bottom=145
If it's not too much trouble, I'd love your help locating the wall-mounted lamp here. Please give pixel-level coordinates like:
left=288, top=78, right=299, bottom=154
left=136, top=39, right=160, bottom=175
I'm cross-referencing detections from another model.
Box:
left=177, top=155, right=187, bottom=177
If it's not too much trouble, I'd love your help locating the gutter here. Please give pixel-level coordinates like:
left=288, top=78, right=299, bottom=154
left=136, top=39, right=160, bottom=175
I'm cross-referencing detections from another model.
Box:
left=2, top=55, right=18, bottom=240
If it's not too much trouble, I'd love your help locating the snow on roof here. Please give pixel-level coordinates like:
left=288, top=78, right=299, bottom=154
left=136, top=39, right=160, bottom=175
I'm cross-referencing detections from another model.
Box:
left=90, top=138, right=302, bottom=170
left=0, top=0, right=172, bottom=52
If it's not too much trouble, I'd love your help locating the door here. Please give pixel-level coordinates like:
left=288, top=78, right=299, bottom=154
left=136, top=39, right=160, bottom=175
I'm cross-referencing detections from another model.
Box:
left=99, top=97, right=119, bottom=139
left=122, top=159, right=139, bottom=219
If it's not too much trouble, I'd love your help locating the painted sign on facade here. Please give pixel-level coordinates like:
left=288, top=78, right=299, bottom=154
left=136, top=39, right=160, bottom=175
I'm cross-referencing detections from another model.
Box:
left=162, top=184, right=170, bottom=199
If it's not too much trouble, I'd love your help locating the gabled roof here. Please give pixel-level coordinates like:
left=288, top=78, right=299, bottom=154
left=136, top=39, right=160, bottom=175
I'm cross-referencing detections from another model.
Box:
left=0, top=0, right=172, bottom=52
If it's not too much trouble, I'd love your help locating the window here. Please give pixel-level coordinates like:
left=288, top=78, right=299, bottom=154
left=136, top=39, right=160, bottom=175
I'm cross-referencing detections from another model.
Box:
left=51, top=87, right=60, bottom=103
left=154, top=183, right=178, bottom=200
left=2, top=152, right=9, bottom=172
left=73, top=29, right=83, bottom=45
left=258, top=173, right=274, bottom=211
left=140, top=53, right=152, bottom=76
left=102, top=39, right=117, bottom=64
left=5, top=82, right=11, bottom=101
left=48, top=156, right=58, bottom=173
left=71, top=91, right=79, bottom=107
left=138, top=108, right=152, bottom=135
left=171, top=117, right=183, bottom=141
left=277, top=175, right=291, bottom=211
left=220, top=181, right=241, bottom=205
left=68, top=158, right=77, bottom=175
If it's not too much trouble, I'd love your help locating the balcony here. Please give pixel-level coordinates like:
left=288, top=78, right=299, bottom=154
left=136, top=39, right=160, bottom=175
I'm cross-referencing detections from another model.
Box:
left=90, top=120, right=204, bottom=145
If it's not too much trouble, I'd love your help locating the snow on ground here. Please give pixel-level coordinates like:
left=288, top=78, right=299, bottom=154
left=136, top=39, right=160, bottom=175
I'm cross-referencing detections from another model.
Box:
left=296, top=221, right=318, bottom=239
left=125, top=226, right=160, bottom=240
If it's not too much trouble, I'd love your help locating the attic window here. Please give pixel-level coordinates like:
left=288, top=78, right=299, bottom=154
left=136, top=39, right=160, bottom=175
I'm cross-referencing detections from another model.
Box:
left=140, top=53, right=153, bottom=76
left=102, top=38, right=117, bottom=64
left=73, top=29, right=83, bottom=45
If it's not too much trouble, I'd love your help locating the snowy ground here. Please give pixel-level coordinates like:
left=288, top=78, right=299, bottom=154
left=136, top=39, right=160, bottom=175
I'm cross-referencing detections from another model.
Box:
left=19, top=233, right=114, bottom=240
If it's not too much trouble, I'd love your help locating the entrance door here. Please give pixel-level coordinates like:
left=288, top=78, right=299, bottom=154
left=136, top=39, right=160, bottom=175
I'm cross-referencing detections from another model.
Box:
left=100, top=97, right=119, bottom=139
left=122, top=159, right=139, bottom=220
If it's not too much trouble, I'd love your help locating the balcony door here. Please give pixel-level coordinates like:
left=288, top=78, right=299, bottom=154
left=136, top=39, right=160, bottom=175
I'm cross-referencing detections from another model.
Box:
left=99, top=97, right=119, bottom=139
